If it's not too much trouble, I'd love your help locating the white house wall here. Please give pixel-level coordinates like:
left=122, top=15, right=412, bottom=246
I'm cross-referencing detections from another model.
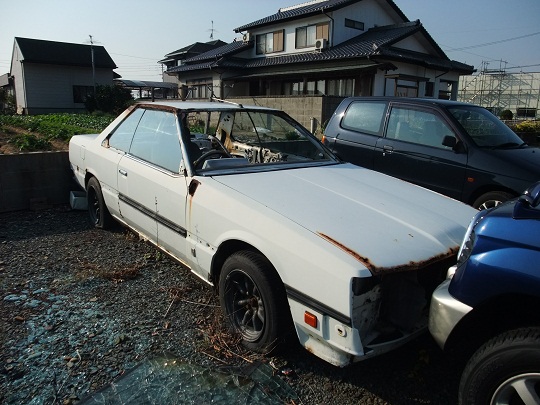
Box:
left=240, top=0, right=401, bottom=59
left=20, top=64, right=113, bottom=114
left=331, top=0, right=396, bottom=44
left=10, top=43, right=26, bottom=113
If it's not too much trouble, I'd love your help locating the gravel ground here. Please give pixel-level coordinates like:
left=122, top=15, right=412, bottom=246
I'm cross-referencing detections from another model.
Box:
left=0, top=207, right=463, bottom=404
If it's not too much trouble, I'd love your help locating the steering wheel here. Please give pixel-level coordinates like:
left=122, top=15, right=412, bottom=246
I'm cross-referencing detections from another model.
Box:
left=193, top=150, right=231, bottom=169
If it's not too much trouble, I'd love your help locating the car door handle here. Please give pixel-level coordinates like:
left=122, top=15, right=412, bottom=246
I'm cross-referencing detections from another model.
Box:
left=119, top=169, right=128, bottom=177
left=382, top=145, right=393, bottom=156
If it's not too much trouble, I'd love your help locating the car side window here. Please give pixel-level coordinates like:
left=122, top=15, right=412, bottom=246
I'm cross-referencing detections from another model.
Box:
left=108, top=108, right=144, bottom=152
left=386, top=107, right=456, bottom=149
left=341, top=101, right=386, bottom=135
left=129, top=110, right=183, bottom=173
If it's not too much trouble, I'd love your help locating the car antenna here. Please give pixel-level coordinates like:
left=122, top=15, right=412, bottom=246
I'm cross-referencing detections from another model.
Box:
left=210, top=94, right=243, bottom=108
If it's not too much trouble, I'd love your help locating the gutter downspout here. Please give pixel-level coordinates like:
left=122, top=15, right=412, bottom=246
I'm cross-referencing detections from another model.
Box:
left=323, top=11, right=335, bottom=47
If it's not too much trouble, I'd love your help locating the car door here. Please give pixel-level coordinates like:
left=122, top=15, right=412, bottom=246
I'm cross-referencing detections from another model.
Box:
left=330, top=100, right=388, bottom=168
left=373, top=104, right=468, bottom=200
left=117, top=109, right=190, bottom=263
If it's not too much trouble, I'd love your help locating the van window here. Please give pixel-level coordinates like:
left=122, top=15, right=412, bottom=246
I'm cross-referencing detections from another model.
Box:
left=341, top=102, right=386, bottom=135
left=386, top=107, right=456, bottom=149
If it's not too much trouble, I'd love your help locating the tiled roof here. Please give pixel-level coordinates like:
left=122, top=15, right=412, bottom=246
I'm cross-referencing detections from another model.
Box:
left=161, top=40, right=227, bottom=58
left=168, top=21, right=473, bottom=75
left=167, top=41, right=253, bottom=73
left=15, top=37, right=117, bottom=69
left=234, top=0, right=408, bottom=32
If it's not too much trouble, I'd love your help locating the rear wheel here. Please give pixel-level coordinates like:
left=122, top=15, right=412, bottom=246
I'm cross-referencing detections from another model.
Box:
left=459, top=327, right=540, bottom=405
left=218, top=250, right=288, bottom=353
left=473, top=191, right=513, bottom=210
left=87, top=177, right=112, bottom=229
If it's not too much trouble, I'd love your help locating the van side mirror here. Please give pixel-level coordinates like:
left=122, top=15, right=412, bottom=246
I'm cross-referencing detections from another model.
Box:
left=442, top=135, right=457, bottom=148
left=519, top=181, right=540, bottom=208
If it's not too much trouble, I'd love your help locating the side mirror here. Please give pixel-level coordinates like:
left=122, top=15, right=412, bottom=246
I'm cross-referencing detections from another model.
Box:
left=519, top=181, right=540, bottom=208
left=442, top=135, right=457, bottom=148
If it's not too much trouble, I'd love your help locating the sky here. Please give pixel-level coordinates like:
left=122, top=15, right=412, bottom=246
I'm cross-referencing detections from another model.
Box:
left=1, top=0, right=539, bottom=82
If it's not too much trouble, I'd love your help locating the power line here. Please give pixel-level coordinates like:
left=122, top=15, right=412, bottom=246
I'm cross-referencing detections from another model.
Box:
left=445, top=31, right=540, bottom=52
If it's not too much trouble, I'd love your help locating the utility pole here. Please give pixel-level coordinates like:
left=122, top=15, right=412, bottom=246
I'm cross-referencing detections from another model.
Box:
left=89, top=35, right=96, bottom=95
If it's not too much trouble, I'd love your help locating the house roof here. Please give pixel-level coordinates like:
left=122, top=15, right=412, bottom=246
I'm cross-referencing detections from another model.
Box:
left=15, top=37, right=117, bottom=69
left=168, top=21, right=474, bottom=75
left=234, top=0, right=408, bottom=32
left=167, top=41, right=253, bottom=72
left=158, top=40, right=227, bottom=63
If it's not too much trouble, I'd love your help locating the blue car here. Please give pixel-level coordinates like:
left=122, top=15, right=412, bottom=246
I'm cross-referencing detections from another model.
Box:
left=429, top=181, right=540, bottom=405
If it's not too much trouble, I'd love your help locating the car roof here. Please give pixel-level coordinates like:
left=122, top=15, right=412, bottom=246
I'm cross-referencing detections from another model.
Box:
left=341, top=97, right=481, bottom=108
left=135, top=100, right=278, bottom=112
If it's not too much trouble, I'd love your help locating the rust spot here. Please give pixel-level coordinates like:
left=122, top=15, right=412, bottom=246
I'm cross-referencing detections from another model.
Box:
left=189, top=179, right=200, bottom=196
left=317, top=232, right=459, bottom=275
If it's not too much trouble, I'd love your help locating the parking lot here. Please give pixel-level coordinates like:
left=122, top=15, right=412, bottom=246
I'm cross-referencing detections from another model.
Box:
left=1, top=207, right=463, bottom=404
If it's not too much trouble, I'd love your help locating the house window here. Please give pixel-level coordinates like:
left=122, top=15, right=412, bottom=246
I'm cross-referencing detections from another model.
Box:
left=295, top=22, right=329, bottom=48
left=283, top=80, right=326, bottom=95
left=327, top=79, right=354, bottom=96
left=345, top=18, right=364, bottom=31
left=73, top=85, right=94, bottom=103
left=186, top=79, right=212, bottom=99
left=395, top=79, right=419, bottom=97
left=256, top=30, right=284, bottom=55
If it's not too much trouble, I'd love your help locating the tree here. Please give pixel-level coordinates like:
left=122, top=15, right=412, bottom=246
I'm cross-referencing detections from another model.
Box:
left=85, top=85, right=134, bottom=115
left=0, top=88, right=15, bottom=115
left=499, top=109, right=513, bottom=120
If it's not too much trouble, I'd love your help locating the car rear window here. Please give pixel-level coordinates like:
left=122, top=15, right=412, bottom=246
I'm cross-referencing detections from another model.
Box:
left=341, top=101, right=387, bottom=135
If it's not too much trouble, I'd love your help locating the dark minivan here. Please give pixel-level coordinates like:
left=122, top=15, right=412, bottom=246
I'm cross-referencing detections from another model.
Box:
left=322, top=97, right=540, bottom=209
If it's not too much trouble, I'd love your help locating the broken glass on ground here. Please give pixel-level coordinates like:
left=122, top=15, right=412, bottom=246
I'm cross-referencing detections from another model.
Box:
left=79, top=354, right=298, bottom=404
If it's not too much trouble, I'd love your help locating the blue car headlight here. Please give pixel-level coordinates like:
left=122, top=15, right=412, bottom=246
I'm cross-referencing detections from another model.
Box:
left=455, top=211, right=485, bottom=270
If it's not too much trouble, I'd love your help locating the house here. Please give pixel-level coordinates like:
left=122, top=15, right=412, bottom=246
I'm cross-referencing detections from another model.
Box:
left=163, top=0, right=474, bottom=129
left=7, top=37, right=117, bottom=114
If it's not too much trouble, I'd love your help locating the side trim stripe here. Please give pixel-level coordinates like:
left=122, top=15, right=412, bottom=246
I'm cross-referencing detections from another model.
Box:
left=285, top=284, right=351, bottom=326
left=119, top=194, right=187, bottom=237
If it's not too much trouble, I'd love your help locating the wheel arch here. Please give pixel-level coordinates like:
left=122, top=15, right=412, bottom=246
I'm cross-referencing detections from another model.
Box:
left=467, top=185, right=517, bottom=207
left=444, top=293, right=540, bottom=356
left=210, top=239, right=281, bottom=292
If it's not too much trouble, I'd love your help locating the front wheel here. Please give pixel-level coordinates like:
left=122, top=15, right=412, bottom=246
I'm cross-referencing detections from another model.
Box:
left=459, top=327, right=540, bottom=405
left=86, top=177, right=112, bottom=229
left=218, top=251, right=288, bottom=353
left=473, top=191, right=513, bottom=210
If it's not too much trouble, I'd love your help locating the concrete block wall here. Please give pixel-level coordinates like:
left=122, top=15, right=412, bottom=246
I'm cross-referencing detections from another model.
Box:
left=228, top=95, right=344, bottom=134
left=0, top=152, right=75, bottom=213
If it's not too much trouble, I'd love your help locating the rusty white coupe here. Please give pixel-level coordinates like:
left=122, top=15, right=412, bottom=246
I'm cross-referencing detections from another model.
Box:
left=69, top=100, right=476, bottom=366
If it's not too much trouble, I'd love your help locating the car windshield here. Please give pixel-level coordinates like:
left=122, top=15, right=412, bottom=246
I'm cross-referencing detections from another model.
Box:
left=448, top=106, right=525, bottom=148
left=183, top=108, right=336, bottom=172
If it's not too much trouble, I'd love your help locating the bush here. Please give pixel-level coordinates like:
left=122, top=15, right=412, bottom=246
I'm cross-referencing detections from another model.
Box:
left=85, top=85, right=134, bottom=115
left=499, top=109, right=513, bottom=120
left=514, top=120, right=540, bottom=133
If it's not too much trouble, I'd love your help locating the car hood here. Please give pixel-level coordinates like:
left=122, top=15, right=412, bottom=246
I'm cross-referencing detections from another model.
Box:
left=484, top=146, right=540, bottom=176
left=213, top=163, right=476, bottom=274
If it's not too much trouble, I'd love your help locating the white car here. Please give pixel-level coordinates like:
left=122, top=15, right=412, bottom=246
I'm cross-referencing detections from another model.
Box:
left=69, top=100, right=476, bottom=367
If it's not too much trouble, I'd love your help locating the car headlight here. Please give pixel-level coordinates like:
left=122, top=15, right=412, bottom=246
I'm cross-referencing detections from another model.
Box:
left=455, top=211, right=484, bottom=269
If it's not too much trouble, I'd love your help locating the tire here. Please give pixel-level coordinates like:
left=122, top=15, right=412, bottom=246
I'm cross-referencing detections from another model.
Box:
left=218, top=250, right=288, bottom=353
left=473, top=191, right=513, bottom=210
left=459, top=327, right=540, bottom=405
left=86, top=177, right=112, bottom=229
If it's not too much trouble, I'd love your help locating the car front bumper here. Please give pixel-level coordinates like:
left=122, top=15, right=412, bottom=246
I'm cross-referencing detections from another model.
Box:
left=428, top=272, right=473, bottom=349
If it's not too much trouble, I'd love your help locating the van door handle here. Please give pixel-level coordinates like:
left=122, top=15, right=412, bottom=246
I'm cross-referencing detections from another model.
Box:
left=119, top=169, right=128, bottom=177
left=382, top=145, right=393, bottom=156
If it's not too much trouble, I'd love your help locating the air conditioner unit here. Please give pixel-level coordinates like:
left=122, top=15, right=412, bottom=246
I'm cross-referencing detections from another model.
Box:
left=315, top=38, right=328, bottom=50
left=242, top=33, right=251, bottom=43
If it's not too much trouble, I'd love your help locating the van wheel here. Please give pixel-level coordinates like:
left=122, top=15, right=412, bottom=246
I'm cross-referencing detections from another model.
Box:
left=473, top=191, right=513, bottom=210
left=87, top=177, right=112, bottom=229
left=458, top=327, right=540, bottom=405
left=219, top=251, right=287, bottom=353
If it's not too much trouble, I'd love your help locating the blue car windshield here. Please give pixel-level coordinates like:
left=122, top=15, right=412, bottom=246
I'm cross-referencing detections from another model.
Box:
left=448, top=106, right=525, bottom=148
